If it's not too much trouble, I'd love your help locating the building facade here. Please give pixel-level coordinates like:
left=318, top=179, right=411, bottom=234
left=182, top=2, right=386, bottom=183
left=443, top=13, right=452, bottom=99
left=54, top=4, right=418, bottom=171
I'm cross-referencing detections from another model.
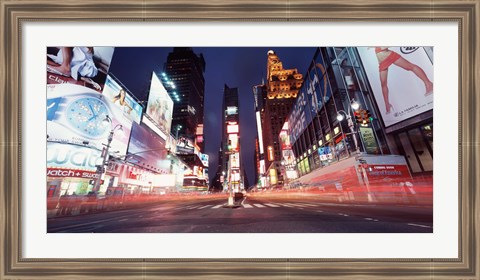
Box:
left=284, top=47, right=433, bottom=191
left=164, top=47, right=206, bottom=151
left=220, top=84, right=244, bottom=192
left=261, top=50, right=304, bottom=187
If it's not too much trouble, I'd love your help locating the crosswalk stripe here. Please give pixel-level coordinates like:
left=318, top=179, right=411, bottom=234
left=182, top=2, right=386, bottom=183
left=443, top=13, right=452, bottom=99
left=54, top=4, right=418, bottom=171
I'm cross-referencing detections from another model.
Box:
left=264, top=203, right=280, bottom=207
left=198, top=205, right=213, bottom=209
left=253, top=204, right=266, bottom=208
left=243, top=204, right=253, bottom=208
left=278, top=203, right=294, bottom=207
left=285, top=203, right=302, bottom=207
left=186, top=205, right=201, bottom=209
left=212, top=204, right=223, bottom=209
left=297, top=203, right=317, bottom=207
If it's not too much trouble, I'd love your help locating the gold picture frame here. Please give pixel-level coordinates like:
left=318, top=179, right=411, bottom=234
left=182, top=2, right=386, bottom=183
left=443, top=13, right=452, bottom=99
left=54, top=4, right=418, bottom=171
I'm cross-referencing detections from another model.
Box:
left=1, top=0, right=479, bottom=279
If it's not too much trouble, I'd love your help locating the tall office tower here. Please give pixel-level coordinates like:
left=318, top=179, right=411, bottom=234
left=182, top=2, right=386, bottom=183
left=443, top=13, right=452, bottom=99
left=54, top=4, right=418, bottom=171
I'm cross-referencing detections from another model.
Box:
left=253, top=83, right=267, bottom=188
left=262, top=50, right=303, bottom=186
left=164, top=47, right=206, bottom=151
left=221, top=84, right=243, bottom=192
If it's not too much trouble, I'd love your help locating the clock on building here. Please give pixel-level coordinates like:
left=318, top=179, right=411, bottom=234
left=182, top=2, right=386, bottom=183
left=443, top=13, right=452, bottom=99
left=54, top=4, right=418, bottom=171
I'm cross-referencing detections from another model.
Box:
left=66, top=97, right=110, bottom=138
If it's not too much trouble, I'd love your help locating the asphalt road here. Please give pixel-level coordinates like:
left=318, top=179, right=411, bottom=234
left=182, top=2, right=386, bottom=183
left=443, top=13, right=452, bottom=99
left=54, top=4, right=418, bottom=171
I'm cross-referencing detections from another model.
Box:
left=47, top=194, right=433, bottom=233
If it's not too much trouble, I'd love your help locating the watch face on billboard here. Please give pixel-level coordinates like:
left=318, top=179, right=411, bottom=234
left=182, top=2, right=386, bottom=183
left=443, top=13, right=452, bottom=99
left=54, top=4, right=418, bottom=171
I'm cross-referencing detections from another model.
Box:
left=47, top=83, right=133, bottom=155
left=357, top=47, right=433, bottom=127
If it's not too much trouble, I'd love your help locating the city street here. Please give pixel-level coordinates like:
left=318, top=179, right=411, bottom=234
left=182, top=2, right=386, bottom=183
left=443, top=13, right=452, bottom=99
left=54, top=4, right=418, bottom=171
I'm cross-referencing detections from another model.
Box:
left=48, top=193, right=433, bottom=233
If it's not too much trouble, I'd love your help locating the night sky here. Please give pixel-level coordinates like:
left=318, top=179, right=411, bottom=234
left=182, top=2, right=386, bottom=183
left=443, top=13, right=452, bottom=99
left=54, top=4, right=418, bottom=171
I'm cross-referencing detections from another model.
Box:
left=108, top=47, right=317, bottom=187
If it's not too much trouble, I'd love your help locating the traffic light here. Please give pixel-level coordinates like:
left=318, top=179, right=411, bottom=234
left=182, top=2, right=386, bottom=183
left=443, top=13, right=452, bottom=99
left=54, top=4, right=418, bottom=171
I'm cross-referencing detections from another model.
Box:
left=365, top=110, right=373, bottom=124
left=227, top=140, right=232, bottom=151
left=354, top=110, right=363, bottom=124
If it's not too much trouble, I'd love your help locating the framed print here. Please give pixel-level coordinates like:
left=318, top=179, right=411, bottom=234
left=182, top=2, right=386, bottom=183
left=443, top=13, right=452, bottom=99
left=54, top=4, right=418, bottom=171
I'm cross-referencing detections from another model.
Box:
left=1, top=0, right=479, bottom=279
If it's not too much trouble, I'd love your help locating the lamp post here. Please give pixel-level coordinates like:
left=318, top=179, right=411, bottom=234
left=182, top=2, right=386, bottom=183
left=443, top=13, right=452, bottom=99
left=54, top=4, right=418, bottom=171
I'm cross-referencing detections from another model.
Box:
left=175, top=124, right=182, bottom=140
left=93, top=115, right=123, bottom=193
left=336, top=99, right=361, bottom=154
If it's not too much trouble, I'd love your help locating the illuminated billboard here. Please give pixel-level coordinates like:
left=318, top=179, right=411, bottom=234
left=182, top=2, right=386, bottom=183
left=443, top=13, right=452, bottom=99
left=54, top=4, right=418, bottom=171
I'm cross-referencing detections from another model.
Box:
left=127, top=122, right=170, bottom=174
left=47, top=47, right=115, bottom=93
left=230, top=153, right=240, bottom=168
left=228, top=134, right=239, bottom=151
left=226, top=106, right=238, bottom=115
left=256, top=111, right=264, bottom=154
left=269, top=169, right=278, bottom=185
left=47, top=83, right=132, bottom=155
left=357, top=47, right=433, bottom=127
left=267, top=146, right=274, bottom=161
left=227, top=124, right=239, bottom=134
left=279, top=122, right=292, bottom=150
left=47, top=142, right=102, bottom=172
left=102, top=75, right=143, bottom=124
left=200, top=153, right=209, bottom=167
left=146, top=72, right=174, bottom=139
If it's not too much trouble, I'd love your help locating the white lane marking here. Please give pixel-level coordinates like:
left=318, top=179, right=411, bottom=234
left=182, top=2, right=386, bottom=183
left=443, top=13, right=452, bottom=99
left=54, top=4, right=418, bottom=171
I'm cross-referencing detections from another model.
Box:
left=316, top=210, right=323, bottom=213
left=297, top=203, right=317, bottom=207
left=243, top=204, right=253, bottom=208
left=285, top=203, right=302, bottom=207
left=373, top=219, right=379, bottom=222
left=185, top=205, right=201, bottom=209
left=118, top=218, right=129, bottom=222
left=288, top=203, right=305, bottom=209
left=364, top=218, right=374, bottom=221
left=264, top=203, right=280, bottom=207
left=408, top=223, right=432, bottom=228
left=212, top=204, right=223, bottom=209
left=253, top=204, right=266, bottom=208
left=198, top=205, right=213, bottom=209
left=278, top=203, right=294, bottom=207
left=338, top=213, right=349, bottom=216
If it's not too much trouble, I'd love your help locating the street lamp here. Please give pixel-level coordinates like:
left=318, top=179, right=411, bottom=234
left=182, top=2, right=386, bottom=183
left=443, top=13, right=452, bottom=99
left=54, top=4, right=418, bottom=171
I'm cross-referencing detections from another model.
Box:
left=175, top=124, right=182, bottom=139
left=336, top=99, right=361, bottom=154
left=93, top=115, right=123, bottom=193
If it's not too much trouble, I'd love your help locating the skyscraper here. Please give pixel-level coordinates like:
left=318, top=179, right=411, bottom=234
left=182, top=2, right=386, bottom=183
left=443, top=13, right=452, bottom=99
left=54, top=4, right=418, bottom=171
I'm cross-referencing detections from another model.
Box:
left=220, top=84, right=243, bottom=192
left=164, top=47, right=206, bottom=151
left=261, top=50, right=303, bottom=187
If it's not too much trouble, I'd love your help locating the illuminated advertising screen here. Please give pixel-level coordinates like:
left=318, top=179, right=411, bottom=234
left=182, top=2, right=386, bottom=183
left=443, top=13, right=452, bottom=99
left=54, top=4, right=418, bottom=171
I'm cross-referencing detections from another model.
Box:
left=279, top=122, right=292, bottom=150
left=226, top=106, right=238, bottom=115
left=259, top=159, right=265, bottom=174
left=227, top=124, right=239, bottom=134
left=47, top=47, right=115, bottom=93
left=47, top=83, right=133, bottom=155
left=269, top=169, right=278, bottom=185
left=282, top=149, right=296, bottom=166
left=146, top=72, right=174, bottom=139
left=228, top=134, right=239, bottom=150
left=289, top=88, right=307, bottom=144
left=200, top=153, right=209, bottom=167
left=127, top=122, right=170, bottom=174
left=176, top=136, right=195, bottom=154
left=357, top=47, right=433, bottom=127
left=317, top=146, right=334, bottom=161
left=102, top=75, right=142, bottom=124
left=47, top=142, right=103, bottom=172
left=256, top=111, right=264, bottom=154
left=230, top=153, right=240, bottom=168
left=267, top=146, right=274, bottom=161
